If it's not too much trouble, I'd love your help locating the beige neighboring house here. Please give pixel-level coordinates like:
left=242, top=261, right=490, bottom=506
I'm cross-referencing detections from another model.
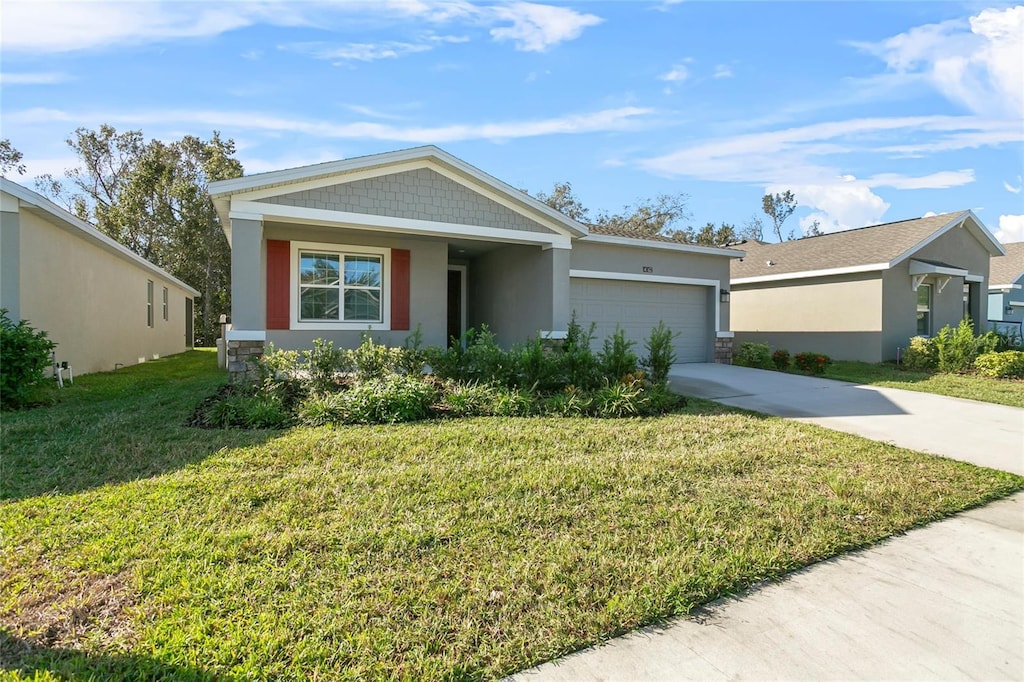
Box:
left=987, top=242, right=1024, bottom=330
left=730, top=211, right=1004, bottom=363
left=1, top=178, right=198, bottom=375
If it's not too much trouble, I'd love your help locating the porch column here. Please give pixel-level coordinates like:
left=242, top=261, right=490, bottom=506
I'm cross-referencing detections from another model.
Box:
left=227, top=216, right=265, bottom=378
left=549, top=246, right=571, bottom=332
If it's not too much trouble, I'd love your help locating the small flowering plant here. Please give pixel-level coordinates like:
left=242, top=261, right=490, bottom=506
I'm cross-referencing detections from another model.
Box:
left=771, top=349, right=791, bottom=371
left=793, top=352, right=832, bottom=375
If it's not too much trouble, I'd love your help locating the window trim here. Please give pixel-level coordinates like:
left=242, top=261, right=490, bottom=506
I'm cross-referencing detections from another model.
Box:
left=162, top=287, right=169, bottom=321
left=916, top=283, right=932, bottom=337
left=289, top=241, right=392, bottom=331
left=147, top=280, right=154, bottom=328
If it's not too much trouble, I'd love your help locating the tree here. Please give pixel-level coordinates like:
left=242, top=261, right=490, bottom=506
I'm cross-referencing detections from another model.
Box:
left=803, top=219, right=824, bottom=237
left=739, top=215, right=764, bottom=241
left=595, top=193, right=690, bottom=236
left=43, top=126, right=243, bottom=344
left=762, top=190, right=797, bottom=241
left=0, top=139, right=26, bottom=176
left=677, top=222, right=739, bottom=247
left=534, top=181, right=590, bottom=223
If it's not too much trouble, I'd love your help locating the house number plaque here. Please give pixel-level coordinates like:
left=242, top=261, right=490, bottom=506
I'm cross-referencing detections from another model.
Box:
left=642, top=266, right=654, bottom=273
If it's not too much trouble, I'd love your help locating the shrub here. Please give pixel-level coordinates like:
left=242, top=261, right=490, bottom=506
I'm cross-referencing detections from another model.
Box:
left=490, top=386, right=536, bottom=417
left=399, top=326, right=428, bottom=375
left=975, top=331, right=1001, bottom=356
left=0, top=309, right=57, bottom=410
left=642, top=321, right=678, bottom=385
left=515, top=336, right=559, bottom=392
left=299, top=375, right=437, bottom=425
left=204, top=387, right=292, bottom=429
left=733, top=342, right=773, bottom=370
left=771, top=349, right=791, bottom=371
left=793, top=352, right=832, bottom=375
left=348, top=334, right=411, bottom=381
left=592, top=377, right=647, bottom=418
left=562, top=313, right=602, bottom=390
left=598, top=326, right=638, bottom=381
left=541, top=385, right=594, bottom=417
left=933, top=318, right=981, bottom=373
left=903, top=336, right=937, bottom=370
left=439, top=381, right=495, bottom=417
left=303, top=338, right=349, bottom=393
left=974, top=351, right=1024, bottom=379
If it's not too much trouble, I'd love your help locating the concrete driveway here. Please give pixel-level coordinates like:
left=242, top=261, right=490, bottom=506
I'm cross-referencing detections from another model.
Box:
left=669, top=363, right=1024, bottom=475
left=508, top=365, right=1024, bottom=681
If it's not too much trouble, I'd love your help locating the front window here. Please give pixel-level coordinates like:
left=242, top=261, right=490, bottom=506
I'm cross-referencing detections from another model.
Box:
left=299, top=251, right=382, bottom=322
left=162, top=287, right=169, bottom=321
left=916, top=284, right=931, bottom=336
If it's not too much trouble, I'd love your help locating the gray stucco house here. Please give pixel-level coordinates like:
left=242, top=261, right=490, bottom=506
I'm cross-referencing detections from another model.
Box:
left=729, top=211, right=1004, bottom=363
left=987, top=241, right=1024, bottom=333
left=208, top=146, right=743, bottom=372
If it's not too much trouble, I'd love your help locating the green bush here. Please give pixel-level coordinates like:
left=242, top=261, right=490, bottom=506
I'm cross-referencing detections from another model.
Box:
left=490, top=386, right=536, bottom=417
left=592, top=377, right=647, bottom=418
left=903, top=336, right=937, bottom=370
left=598, top=326, right=638, bottom=381
left=560, top=313, right=602, bottom=390
left=0, top=309, right=57, bottom=410
left=541, top=386, right=594, bottom=417
left=303, top=338, right=350, bottom=393
left=771, top=349, right=791, bottom=371
left=299, top=375, right=437, bottom=426
left=205, top=388, right=292, bottom=429
left=641, top=321, right=678, bottom=385
left=515, top=337, right=560, bottom=392
left=734, top=342, right=773, bottom=370
left=793, top=352, right=832, bottom=375
left=439, top=381, right=495, bottom=417
left=974, top=351, right=1024, bottom=379
left=933, top=318, right=981, bottom=373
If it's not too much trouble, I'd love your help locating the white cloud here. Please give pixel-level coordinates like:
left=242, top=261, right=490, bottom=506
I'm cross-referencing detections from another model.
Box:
left=282, top=41, right=435, bottom=62
left=712, top=64, right=733, bottom=79
left=1004, top=176, right=1022, bottom=194
left=0, top=0, right=598, bottom=54
left=5, top=105, right=654, bottom=144
left=852, top=6, right=1024, bottom=118
left=922, top=211, right=938, bottom=217
left=0, top=72, right=69, bottom=85
left=995, top=214, right=1024, bottom=242
left=490, top=2, right=602, bottom=52
left=771, top=180, right=891, bottom=234
left=660, top=64, right=690, bottom=83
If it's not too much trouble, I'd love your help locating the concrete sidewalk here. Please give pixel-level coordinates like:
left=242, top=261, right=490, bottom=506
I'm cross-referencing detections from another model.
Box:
left=510, top=493, right=1024, bottom=681
left=669, top=363, right=1024, bottom=475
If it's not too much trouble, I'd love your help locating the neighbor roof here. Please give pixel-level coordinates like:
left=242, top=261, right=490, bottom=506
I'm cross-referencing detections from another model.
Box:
left=989, top=242, right=1024, bottom=288
left=584, top=223, right=744, bottom=258
left=732, top=211, right=1003, bottom=283
left=0, top=178, right=199, bottom=296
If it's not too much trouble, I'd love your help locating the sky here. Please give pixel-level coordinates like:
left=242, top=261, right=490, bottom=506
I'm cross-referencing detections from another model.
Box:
left=1, top=0, right=1022, bottom=243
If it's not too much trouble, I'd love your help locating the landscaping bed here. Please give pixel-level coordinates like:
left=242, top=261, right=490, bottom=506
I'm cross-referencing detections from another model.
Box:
left=2, top=350, right=1021, bottom=680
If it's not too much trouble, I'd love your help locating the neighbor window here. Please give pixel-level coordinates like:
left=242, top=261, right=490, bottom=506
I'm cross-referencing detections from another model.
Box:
left=916, top=284, right=931, bottom=336
left=299, top=250, right=382, bottom=322
left=147, top=280, right=154, bottom=327
left=162, top=287, right=169, bottom=321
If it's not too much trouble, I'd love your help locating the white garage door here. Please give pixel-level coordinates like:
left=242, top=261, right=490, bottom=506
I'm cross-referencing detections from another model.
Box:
left=570, top=278, right=709, bottom=363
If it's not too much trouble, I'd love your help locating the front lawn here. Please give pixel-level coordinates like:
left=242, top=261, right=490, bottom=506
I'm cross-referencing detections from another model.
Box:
left=3, top=351, right=1021, bottom=680
left=822, top=361, right=1024, bottom=408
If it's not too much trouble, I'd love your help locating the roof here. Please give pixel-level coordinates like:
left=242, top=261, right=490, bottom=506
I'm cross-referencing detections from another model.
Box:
left=208, top=145, right=589, bottom=239
left=989, top=242, right=1024, bottom=288
left=0, top=178, right=200, bottom=297
left=731, top=211, right=1004, bottom=283
left=583, top=223, right=745, bottom=258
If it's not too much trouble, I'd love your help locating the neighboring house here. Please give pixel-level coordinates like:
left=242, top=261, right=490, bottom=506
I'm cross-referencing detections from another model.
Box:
left=208, top=146, right=743, bottom=373
left=730, top=211, right=1004, bottom=363
left=987, top=241, right=1024, bottom=332
left=0, top=178, right=198, bottom=375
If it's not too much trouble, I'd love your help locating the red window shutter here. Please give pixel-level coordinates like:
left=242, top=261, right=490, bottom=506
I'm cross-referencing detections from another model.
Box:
left=266, top=240, right=290, bottom=330
left=391, top=249, right=411, bottom=330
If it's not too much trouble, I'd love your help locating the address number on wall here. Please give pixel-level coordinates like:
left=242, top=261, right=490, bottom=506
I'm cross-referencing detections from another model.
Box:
left=642, top=266, right=654, bottom=273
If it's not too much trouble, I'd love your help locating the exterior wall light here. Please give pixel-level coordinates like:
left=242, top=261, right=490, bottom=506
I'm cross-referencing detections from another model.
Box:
left=720, top=289, right=730, bottom=304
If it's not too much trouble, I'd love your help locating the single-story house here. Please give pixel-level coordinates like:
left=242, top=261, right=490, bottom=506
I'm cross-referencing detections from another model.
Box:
left=729, top=211, right=1004, bottom=363
left=987, top=241, right=1024, bottom=333
left=0, top=178, right=198, bottom=375
left=207, top=146, right=743, bottom=374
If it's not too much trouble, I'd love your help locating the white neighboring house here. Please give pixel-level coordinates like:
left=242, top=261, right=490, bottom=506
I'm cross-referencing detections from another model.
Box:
left=0, top=178, right=198, bottom=375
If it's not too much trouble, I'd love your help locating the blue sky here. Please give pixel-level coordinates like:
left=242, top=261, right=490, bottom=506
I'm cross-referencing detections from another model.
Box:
left=2, top=1, right=1022, bottom=242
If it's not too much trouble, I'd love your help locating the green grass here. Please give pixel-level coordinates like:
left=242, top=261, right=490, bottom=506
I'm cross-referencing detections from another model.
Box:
left=2, top=350, right=1021, bottom=680
left=821, top=361, right=1024, bottom=408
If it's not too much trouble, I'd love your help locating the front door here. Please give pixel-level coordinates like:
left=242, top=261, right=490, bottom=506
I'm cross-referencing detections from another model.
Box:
left=447, top=268, right=464, bottom=347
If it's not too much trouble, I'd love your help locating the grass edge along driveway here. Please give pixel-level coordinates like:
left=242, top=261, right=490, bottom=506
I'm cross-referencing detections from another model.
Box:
left=2, top=350, right=1022, bottom=680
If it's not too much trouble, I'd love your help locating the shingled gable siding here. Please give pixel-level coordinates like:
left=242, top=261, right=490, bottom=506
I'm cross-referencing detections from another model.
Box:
left=258, top=167, right=554, bottom=234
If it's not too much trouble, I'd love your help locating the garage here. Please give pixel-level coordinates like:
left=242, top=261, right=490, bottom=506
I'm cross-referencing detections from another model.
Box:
left=569, top=277, right=710, bottom=363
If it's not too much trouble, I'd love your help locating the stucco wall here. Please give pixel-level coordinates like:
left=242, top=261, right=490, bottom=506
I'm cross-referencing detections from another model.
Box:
left=733, top=331, right=883, bottom=363
left=731, top=274, right=883, bottom=332
left=260, top=168, right=553, bottom=234
left=15, top=209, right=193, bottom=375
left=469, top=244, right=566, bottom=346
left=259, top=222, right=448, bottom=349
left=989, top=290, right=1024, bottom=324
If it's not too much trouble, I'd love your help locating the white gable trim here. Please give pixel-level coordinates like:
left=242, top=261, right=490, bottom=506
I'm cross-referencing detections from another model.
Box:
left=230, top=200, right=573, bottom=249
left=732, top=262, right=889, bottom=285
left=210, top=146, right=587, bottom=238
